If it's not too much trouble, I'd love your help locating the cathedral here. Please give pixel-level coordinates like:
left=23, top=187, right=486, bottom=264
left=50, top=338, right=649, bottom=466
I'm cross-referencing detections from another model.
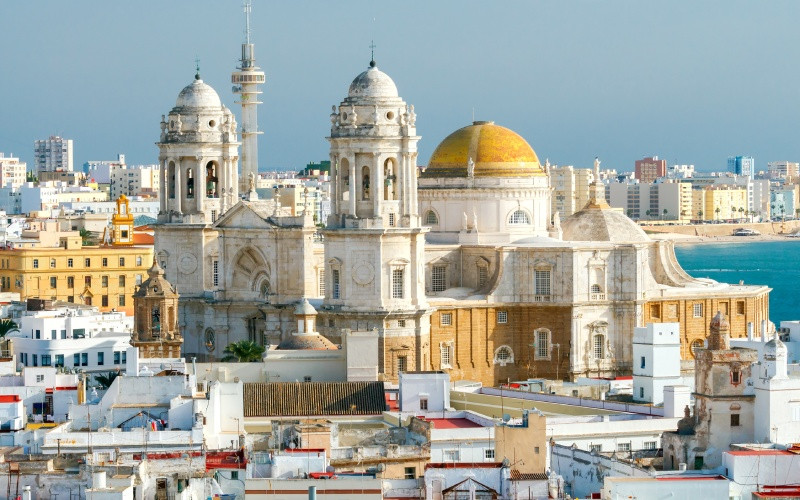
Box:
left=152, top=55, right=770, bottom=385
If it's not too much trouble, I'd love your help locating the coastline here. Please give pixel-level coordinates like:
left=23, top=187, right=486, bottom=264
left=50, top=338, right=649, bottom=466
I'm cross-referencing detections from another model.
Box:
left=650, top=232, right=800, bottom=245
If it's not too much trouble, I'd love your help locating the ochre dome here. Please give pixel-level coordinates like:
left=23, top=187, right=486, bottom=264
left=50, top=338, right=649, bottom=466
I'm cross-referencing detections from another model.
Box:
left=422, top=121, right=544, bottom=178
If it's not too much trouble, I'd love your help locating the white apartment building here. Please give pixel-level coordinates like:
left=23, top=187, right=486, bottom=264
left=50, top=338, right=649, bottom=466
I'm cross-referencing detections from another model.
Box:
left=34, top=136, right=73, bottom=172
left=667, top=164, right=695, bottom=179
left=549, top=165, right=592, bottom=217
left=607, top=180, right=692, bottom=222
left=109, top=164, right=159, bottom=199
left=0, top=153, right=27, bottom=189
left=7, top=302, right=132, bottom=372
left=12, top=182, right=109, bottom=215
left=83, top=154, right=125, bottom=183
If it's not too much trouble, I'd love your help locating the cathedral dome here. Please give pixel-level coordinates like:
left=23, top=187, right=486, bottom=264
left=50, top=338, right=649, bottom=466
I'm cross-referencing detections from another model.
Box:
left=422, top=121, right=544, bottom=178
left=561, top=206, right=650, bottom=243
left=175, top=75, right=222, bottom=109
left=348, top=62, right=399, bottom=99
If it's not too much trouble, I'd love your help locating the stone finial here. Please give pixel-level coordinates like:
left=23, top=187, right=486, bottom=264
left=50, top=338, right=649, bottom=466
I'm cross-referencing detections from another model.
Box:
left=708, top=311, right=731, bottom=350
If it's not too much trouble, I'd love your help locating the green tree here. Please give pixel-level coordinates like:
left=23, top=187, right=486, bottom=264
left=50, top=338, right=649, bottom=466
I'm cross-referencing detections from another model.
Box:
left=662, top=208, right=668, bottom=220
left=222, top=340, right=265, bottom=362
left=26, top=171, right=38, bottom=184
left=79, top=228, right=96, bottom=246
left=715, top=206, right=721, bottom=219
left=94, top=371, right=119, bottom=390
left=0, top=319, right=19, bottom=339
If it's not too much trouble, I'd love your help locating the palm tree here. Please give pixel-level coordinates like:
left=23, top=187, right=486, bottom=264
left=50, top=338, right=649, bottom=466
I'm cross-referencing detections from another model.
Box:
left=715, top=207, right=721, bottom=220
left=79, top=228, right=96, bottom=246
left=222, top=340, right=265, bottom=362
left=697, top=209, right=703, bottom=222
left=662, top=208, right=668, bottom=220
left=738, top=207, right=745, bottom=221
left=94, top=371, right=119, bottom=390
left=0, top=319, right=19, bottom=339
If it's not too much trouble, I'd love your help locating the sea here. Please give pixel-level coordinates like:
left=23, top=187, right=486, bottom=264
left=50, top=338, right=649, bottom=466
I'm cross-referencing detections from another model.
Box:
left=673, top=240, right=800, bottom=326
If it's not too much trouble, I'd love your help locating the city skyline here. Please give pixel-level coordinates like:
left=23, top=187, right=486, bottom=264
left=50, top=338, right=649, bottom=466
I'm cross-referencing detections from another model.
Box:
left=2, top=1, right=800, bottom=172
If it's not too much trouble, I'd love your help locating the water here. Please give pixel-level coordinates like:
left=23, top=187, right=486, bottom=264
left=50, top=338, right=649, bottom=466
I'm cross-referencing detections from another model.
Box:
left=674, top=240, right=800, bottom=325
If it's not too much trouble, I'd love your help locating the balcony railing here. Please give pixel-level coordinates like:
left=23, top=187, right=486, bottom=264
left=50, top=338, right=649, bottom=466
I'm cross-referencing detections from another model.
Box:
left=590, top=293, right=606, bottom=301
left=533, top=295, right=551, bottom=303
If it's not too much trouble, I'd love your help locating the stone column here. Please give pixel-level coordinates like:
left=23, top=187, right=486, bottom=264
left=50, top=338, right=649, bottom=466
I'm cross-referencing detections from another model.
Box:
left=373, top=153, right=383, bottom=218
left=159, top=159, right=167, bottom=213
left=174, top=160, right=182, bottom=215
left=348, top=156, right=357, bottom=215
left=196, top=157, right=205, bottom=217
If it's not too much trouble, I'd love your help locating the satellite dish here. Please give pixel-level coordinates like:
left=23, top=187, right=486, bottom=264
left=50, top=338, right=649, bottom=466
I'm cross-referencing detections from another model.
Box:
left=502, top=414, right=511, bottom=423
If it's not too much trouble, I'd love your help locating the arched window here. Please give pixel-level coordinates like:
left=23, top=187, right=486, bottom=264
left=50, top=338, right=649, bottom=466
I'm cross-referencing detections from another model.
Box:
left=340, top=158, right=350, bottom=201
left=361, top=166, right=370, bottom=200
left=383, top=158, right=396, bottom=201
left=590, top=284, right=602, bottom=293
left=534, top=329, right=551, bottom=360
left=493, top=345, right=514, bottom=366
left=508, top=210, right=531, bottom=225
left=690, top=339, right=705, bottom=358
left=186, top=168, right=194, bottom=198
left=205, top=161, right=218, bottom=198
left=593, top=334, right=605, bottom=359
left=425, top=210, right=439, bottom=225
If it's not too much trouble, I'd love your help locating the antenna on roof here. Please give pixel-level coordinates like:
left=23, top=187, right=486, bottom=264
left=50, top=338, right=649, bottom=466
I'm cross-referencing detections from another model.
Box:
left=243, top=0, right=252, bottom=45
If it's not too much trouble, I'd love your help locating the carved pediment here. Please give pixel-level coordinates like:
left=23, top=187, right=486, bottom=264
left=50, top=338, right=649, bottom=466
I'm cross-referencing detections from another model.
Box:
left=212, top=202, right=278, bottom=230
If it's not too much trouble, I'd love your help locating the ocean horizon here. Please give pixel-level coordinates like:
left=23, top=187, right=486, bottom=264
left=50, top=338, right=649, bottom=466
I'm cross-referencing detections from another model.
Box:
left=674, top=240, right=800, bottom=326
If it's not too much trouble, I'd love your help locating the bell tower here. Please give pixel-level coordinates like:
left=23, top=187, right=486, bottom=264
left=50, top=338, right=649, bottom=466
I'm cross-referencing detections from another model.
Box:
left=157, top=71, right=240, bottom=225
left=322, top=59, right=430, bottom=381
left=131, top=259, right=183, bottom=358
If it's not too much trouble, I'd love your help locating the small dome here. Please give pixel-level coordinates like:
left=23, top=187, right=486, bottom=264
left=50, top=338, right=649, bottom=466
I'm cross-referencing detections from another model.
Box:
left=348, top=63, right=399, bottom=99
left=294, top=298, right=317, bottom=316
left=277, top=333, right=338, bottom=351
left=422, top=121, right=544, bottom=178
left=175, top=77, right=222, bottom=109
left=561, top=207, right=650, bottom=243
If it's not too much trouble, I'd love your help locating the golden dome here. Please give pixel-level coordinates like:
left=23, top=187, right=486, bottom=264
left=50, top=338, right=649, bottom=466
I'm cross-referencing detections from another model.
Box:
left=422, top=121, right=545, bottom=178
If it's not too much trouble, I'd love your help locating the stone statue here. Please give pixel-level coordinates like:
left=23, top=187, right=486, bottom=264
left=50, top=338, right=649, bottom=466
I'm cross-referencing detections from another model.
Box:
left=462, top=212, right=468, bottom=231
left=248, top=172, right=256, bottom=192
left=472, top=208, right=478, bottom=231
left=372, top=104, right=380, bottom=123
left=408, top=105, right=416, bottom=126
left=467, top=157, right=475, bottom=178
left=160, top=115, right=167, bottom=141
left=553, top=211, right=561, bottom=230
left=594, top=157, right=601, bottom=179
left=401, top=106, right=409, bottom=126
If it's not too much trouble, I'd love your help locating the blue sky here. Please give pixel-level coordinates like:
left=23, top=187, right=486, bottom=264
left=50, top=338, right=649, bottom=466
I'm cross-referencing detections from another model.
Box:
left=2, top=1, right=799, bottom=172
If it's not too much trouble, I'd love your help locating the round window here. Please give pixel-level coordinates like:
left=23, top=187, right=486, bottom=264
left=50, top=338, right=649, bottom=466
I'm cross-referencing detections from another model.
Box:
left=208, top=120, right=217, bottom=128
left=386, top=111, right=395, bottom=120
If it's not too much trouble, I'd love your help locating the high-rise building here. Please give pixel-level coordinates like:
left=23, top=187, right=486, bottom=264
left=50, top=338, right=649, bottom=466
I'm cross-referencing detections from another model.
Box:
left=34, top=136, right=73, bottom=172
left=728, top=155, right=755, bottom=179
left=634, top=156, right=666, bottom=183
left=608, top=180, right=692, bottom=222
left=549, top=165, right=592, bottom=218
left=231, top=0, right=266, bottom=192
left=766, top=161, right=799, bottom=180
left=0, top=153, right=28, bottom=189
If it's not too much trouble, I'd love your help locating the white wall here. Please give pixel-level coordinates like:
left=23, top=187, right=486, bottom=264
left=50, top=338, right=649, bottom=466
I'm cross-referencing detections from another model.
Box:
left=399, top=371, right=449, bottom=412
left=632, top=322, right=681, bottom=405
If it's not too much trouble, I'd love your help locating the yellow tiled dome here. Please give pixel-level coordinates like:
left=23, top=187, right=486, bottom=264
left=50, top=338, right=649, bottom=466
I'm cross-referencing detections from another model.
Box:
left=422, top=121, right=544, bottom=178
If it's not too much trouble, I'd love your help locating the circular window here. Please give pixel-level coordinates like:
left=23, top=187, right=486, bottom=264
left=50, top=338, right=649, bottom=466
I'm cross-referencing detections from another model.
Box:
left=386, top=111, right=395, bottom=120
left=208, top=120, right=216, bottom=128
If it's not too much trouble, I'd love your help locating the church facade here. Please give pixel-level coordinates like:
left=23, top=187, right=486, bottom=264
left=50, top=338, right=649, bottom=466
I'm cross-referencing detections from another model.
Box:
left=153, top=59, right=770, bottom=385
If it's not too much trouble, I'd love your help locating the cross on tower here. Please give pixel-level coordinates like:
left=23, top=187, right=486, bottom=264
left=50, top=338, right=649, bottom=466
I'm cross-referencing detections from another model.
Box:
left=194, top=57, right=201, bottom=79
left=369, top=40, right=376, bottom=65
